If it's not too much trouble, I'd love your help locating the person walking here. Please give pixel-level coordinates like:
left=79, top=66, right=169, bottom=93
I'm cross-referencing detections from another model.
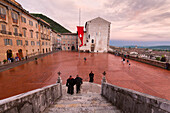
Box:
left=66, top=75, right=75, bottom=95
left=75, top=75, right=83, bottom=93
left=84, top=57, right=87, bottom=62
left=89, top=71, right=94, bottom=82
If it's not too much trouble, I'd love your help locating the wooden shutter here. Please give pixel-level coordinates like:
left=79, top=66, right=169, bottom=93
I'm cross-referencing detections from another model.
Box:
left=4, top=39, right=7, bottom=45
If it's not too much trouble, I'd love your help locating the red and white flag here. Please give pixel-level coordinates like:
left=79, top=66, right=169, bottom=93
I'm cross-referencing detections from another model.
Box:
left=77, top=26, right=84, bottom=47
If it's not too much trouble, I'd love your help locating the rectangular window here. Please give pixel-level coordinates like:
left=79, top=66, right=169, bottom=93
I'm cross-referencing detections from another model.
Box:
left=21, top=16, right=26, bottom=23
left=23, top=29, right=26, bottom=37
left=14, top=27, right=18, bottom=36
left=29, top=20, right=33, bottom=26
left=4, top=39, right=12, bottom=46
left=11, top=12, right=18, bottom=23
left=25, top=40, right=28, bottom=46
left=37, top=41, right=40, bottom=46
left=42, top=42, right=44, bottom=45
left=31, top=41, right=35, bottom=46
left=41, top=33, right=43, bottom=39
left=0, top=7, right=6, bottom=20
left=68, top=41, right=70, bottom=44
left=36, top=24, right=38, bottom=28
left=46, top=42, right=48, bottom=45
left=16, top=40, right=22, bottom=46
left=30, top=31, right=33, bottom=38
left=1, top=24, right=6, bottom=34
left=36, top=32, right=38, bottom=39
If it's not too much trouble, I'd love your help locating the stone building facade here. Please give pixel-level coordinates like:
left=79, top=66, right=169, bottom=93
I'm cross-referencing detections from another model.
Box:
left=51, top=30, right=61, bottom=50
left=79, top=17, right=111, bottom=53
left=0, top=0, right=52, bottom=63
left=61, top=33, right=78, bottom=51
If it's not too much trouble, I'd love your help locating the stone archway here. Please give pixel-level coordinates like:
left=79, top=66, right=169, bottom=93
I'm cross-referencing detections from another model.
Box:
left=7, top=50, right=12, bottom=60
left=43, top=49, right=44, bottom=53
left=46, top=48, right=48, bottom=53
left=18, top=49, right=23, bottom=60
left=91, top=44, right=95, bottom=52
left=71, top=46, right=75, bottom=51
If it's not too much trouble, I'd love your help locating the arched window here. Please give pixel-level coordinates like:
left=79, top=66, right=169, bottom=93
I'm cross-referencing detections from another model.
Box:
left=92, top=39, right=94, bottom=43
left=0, top=6, right=6, bottom=20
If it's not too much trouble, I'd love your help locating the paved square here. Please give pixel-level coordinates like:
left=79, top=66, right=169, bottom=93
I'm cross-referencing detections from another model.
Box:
left=0, top=52, right=170, bottom=100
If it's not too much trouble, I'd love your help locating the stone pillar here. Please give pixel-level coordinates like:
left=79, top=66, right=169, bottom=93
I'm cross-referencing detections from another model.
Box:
left=57, top=71, right=62, bottom=96
left=102, top=71, right=106, bottom=83
left=101, top=71, right=106, bottom=95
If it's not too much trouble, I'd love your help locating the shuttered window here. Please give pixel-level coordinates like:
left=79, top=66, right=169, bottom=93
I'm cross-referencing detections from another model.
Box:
left=23, top=29, right=26, bottom=37
left=16, top=40, right=22, bottom=46
left=31, top=41, right=35, bottom=46
left=36, top=32, right=38, bottom=39
left=25, top=40, right=28, bottom=46
left=4, top=39, right=12, bottom=46
left=1, top=24, right=6, bottom=31
left=0, top=7, right=6, bottom=20
left=11, top=12, right=18, bottom=23
left=29, top=20, right=33, bottom=26
left=21, top=16, right=26, bottom=23
left=30, top=31, right=33, bottom=38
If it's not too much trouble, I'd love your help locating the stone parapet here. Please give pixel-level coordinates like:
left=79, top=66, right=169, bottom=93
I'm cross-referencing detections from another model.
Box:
left=102, top=82, right=170, bottom=113
left=108, top=51, right=170, bottom=70
left=0, top=83, right=62, bottom=113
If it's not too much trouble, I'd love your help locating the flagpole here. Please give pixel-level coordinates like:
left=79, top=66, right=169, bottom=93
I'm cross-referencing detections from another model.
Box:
left=79, top=8, right=81, bottom=58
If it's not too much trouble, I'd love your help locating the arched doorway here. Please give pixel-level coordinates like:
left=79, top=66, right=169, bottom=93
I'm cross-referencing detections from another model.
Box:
left=46, top=48, right=48, bottom=53
left=18, top=49, right=23, bottom=60
left=43, top=49, right=44, bottom=53
left=92, top=39, right=94, bottom=43
left=49, top=48, right=50, bottom=52
left=91, top=44, right=95, bottom=52
left=7, top=50, right=12, bottom=60
left=71, top=46, right=75, bottom=51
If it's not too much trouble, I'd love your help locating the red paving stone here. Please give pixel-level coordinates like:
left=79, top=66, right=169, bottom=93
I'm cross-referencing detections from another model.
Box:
left=0, top=51, right=170, bottom=100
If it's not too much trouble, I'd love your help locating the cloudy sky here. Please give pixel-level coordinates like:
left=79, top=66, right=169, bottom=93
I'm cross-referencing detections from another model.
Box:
left=16, top=0, right=170, bottom=41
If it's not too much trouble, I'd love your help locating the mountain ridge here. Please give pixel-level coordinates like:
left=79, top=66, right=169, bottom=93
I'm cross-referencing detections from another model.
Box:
left=31, top=13, right=71, bottom=33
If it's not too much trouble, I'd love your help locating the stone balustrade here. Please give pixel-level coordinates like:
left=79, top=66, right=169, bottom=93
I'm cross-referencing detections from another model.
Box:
left=101, top=82, right=170, bottom=113
left=0, top=83, right=62, bottom=113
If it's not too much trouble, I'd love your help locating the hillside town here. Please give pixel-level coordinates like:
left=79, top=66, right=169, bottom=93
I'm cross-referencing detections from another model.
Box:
left=110, top=46, right=170, bottom=63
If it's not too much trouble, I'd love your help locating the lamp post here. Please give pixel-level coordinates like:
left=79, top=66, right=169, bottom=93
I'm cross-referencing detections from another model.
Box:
left=57, top=71, right=61, bottom=83
left=102, top=71, right=106, bottom=83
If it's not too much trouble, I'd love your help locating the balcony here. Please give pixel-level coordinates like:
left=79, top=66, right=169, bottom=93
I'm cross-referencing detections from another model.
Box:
left=12, top=19, right=18, bottom=24
left=0, top=14, right=6, bottom=20
left=14, top=33, right=19, bottom=36
left=0, top=30, right=7, bottom=34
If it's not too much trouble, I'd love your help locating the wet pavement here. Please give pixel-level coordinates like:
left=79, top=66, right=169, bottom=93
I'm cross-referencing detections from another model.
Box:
left=0, top=51, right=170, bottom=100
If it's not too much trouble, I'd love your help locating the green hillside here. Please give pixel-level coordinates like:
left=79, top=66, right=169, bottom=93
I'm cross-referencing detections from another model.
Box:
left=31, top=13, right=71, bottom=33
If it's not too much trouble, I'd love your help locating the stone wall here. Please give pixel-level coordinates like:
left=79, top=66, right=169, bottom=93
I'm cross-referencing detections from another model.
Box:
left=0, top=83, right=62, bottom=113
left=108, top=51, right=170, bottom=70
left=102, top=82, right=170, bottom=113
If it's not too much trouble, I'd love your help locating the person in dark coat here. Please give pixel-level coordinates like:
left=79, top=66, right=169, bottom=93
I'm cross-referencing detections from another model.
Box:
left=89, top=71, right=94, bottom=82
left=75, top=75, right=83, bottom=93
left=66, top=75, right=75, bottom=95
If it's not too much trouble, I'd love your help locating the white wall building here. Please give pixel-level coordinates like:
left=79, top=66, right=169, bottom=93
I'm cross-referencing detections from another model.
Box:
left=79, top=17, right=111, bottom=52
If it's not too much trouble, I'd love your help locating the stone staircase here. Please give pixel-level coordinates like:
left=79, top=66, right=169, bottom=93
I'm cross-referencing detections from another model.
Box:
left=43, top=82, right=122, bottom=113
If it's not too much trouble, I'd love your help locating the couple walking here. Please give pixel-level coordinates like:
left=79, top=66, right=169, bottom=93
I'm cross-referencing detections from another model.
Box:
left=66, top=75, right=83, bottom=95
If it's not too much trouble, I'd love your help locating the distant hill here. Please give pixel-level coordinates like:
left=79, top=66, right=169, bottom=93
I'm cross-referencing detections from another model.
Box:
left=123, top=45, right=170, bottom=50
left=31, top=13, right=71, bottom=33
left=147, top=46, right=170, bottom=50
